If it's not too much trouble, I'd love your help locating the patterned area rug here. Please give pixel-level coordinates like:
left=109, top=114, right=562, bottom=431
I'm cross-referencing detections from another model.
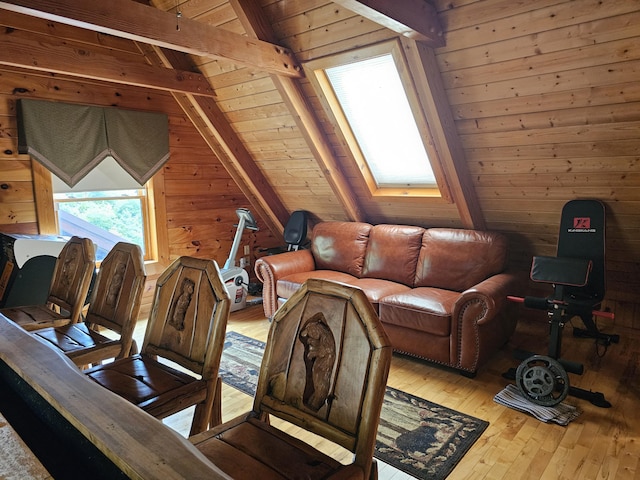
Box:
left=220, top=331, right=489, bottom=479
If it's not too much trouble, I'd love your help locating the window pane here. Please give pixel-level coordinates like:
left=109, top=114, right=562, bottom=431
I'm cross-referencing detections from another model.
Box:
left=56, top=194, right=145, bottom=261
left=52, top=157, right=151, bottom=262
left=325, top=54, right=436, bottom=187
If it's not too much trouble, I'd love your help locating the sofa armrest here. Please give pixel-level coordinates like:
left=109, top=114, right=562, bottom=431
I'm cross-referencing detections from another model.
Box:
left=255, top=250, right=316, bottom=318
left=452, top=272, right=520, bottom=373
left=455, top=272, right=517, bottom=316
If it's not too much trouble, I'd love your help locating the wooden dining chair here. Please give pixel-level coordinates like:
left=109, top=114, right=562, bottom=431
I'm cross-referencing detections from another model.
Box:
left=32, top=242, right=146, bottom=367
left=1, top=236, right=95, bottom=331
left=84, top=256, right=231, bottom=436
left=190, top=278, right=392, bottom=480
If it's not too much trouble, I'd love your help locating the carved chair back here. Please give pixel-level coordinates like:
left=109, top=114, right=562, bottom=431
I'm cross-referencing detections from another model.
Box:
left=47, top=235, right=96, bottom=324
left=255, top=278, right=392, bottom=476
left=1, top=236, right=95, bottom=331
left=32, top=242, right=146, bottom=366
left=84, top=242, right=146, bottom=357
left=85, top=256, right=231, bottom=435
left=141, top=255, right=230, bottom=384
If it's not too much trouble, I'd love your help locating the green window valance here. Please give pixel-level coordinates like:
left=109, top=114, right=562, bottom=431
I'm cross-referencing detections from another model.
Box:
left=17, top=99, right=170, bottom=187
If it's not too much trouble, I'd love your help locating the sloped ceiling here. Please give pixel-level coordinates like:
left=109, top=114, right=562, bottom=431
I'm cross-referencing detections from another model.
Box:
left=2, top=1, right=639, bottom=308
left=0, top=0, right=483, bottom=231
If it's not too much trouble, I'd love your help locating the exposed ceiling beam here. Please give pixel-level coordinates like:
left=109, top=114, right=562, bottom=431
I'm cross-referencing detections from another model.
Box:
left=334, top=0, right=445, bottom=47
left=232, top=0, right=365, bottom=224
left=0, top=28, right=215, bottom=96
left=143, top=44, right=289, bottom=236
left=0, top=0, right=304, bottom=78
left=0, top=9, right=143, bottom=53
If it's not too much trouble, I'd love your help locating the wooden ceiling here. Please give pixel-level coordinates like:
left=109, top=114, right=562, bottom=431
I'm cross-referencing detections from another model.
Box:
left=0, top=0, right=484, bottom=232
left=1, top=0, right=639, bottom=319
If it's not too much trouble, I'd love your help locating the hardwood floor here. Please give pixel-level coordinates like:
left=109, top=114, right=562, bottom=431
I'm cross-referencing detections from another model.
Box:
left=154, top=303, right=639, bottom=480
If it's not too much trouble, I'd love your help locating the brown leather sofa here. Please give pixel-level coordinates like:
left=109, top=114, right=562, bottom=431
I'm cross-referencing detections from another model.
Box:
left=255, top=221, right=520, bottom=375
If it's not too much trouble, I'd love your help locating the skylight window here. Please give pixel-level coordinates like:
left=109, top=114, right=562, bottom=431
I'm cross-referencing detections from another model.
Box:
left=325, top=55, right=436, bottom=187
left=306, top=40, right=450, bottom=199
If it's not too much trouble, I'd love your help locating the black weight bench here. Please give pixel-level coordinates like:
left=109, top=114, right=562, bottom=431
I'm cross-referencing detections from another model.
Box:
left=506, top=199, right=619, bottom=408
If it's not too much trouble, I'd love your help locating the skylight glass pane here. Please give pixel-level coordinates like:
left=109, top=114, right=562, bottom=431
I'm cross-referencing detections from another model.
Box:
left=326, top=54, right=435, bottom=186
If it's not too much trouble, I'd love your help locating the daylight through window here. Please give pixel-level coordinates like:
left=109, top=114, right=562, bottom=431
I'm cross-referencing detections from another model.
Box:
left=325, top=54, right=436, bottom=187
left=52, top=158, right=153, bottom=262
left=307, top=40, right=449, bottom=198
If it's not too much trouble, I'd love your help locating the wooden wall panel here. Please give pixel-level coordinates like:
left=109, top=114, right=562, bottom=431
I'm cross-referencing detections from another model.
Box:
left=156, top=0, right=474, bottom=228
left=431, top=0, right=640, bottom=323
left=218, top=0, right=639, bottom=326
left=0, top=108, right=37, bottom=232
left=224, top=0, right=639, bottom=324
left=259, top=0, right=468, bottom=228
left=109, top=0, right=640, bottom=331
left=0, top=30, right=279, bottom=315
left=2, top=0, right=638, bottom=331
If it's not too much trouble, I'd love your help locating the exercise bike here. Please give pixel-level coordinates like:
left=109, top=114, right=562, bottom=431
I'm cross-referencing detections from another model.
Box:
left=505, top=199, right=618, bottom=408
left=221, top=208, right=258, bottom=312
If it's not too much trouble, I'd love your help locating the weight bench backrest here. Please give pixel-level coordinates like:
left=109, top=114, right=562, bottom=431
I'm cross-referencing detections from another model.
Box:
left=556, top=199, right=606, bottom=303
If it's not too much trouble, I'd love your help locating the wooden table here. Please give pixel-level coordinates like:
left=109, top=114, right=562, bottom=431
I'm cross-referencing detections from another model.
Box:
left=0, top=314, right=231, bottom=480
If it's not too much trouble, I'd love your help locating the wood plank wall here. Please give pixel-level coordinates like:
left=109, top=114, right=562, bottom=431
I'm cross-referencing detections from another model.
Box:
left=180, top=0, right=636, bottom=328
left=0, top=48, right=279, bottom=318
left=0, top=76, right=275, bottom=251
left=1, top=0, right=638, bottom=331
left=431, top=0, right=640, bottom=330
left=246, top=0, right=638, bottom=329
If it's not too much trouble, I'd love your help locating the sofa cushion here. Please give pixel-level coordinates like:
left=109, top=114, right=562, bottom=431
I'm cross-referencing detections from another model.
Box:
left=350, top=278, right=412, bottom=304
left=361, top=224, right=425, bottom=286
left=414, top=229, right=508, bottom=291
left=311, top=222, right=371, bottom=277
left=277, top=270, right=359, bottom=299
left=379, top=288, right=460, bottom=337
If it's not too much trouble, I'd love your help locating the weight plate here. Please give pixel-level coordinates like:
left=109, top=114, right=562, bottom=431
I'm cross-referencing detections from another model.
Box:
left=515, top=355, right=570, bottom=407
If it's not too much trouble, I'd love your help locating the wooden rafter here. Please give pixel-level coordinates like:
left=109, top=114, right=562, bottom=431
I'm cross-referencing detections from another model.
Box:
left=333, top=0, right=445, bottom=47
left=142, top=44, right=289, bottom=236
left=0, top=0, right=303, bottom=78
left=0, top=1, right=290, bottom=237
left=0, top=25, right=215, bottom=96
left=231, top=0, right=365, bottom=223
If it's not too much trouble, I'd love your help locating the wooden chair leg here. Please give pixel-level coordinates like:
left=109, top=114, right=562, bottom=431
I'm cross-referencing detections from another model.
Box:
left=189, top=377, right=222, bottom=436
left=369, top=460, right=378, bottom=480
left=210, top=376, right=222, bottom=427
left=190, top=406, right=207, bottom=437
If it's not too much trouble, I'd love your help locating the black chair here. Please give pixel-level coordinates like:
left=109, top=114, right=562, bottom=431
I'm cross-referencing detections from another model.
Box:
left=283, top=209, right=309, bottom=251
left=507, top=199, right=618, bottom=408
left=262, top=210, right=309, bottom=255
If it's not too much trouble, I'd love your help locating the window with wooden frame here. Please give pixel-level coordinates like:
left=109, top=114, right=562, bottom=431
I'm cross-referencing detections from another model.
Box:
left=306, top=40, right=452, bottom=199
left=51, top=158, right=157, bottom=263
left=19, top=99, right=169, bottom=263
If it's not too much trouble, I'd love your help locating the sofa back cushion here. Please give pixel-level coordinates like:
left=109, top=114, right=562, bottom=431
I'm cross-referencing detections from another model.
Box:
left=362, top=224, right=425, bottom=286
left=415, top=228, right=508, bottom=291
left=311, top=222, right=372, bottom=277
